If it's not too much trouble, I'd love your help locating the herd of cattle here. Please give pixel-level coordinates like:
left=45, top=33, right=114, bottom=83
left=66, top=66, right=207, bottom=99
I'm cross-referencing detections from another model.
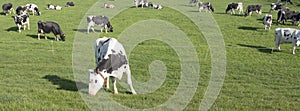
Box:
left=2, top=0, right=300, bottom=96
left=1, top=2, right=75, bottom=41
left=190, top=0, right=300, bottom=54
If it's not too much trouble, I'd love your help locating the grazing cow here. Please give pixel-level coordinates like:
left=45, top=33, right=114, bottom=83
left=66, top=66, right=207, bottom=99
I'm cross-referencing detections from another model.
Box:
left=263, top=14, right=273, bottom=30
left=277, top=0, right=293, bottom=5
left=225, top=2, right=243, bottom=14
left=270, top=3, right=283, bottom=12
left=12, top=14, right=30, bottom=33
left=89, top=37, right=137, bottom=95
left=16, top=6, right=27, bottom=15
left=47, top=4, right=62, bottom=10
left=198, top=2, right=214, bottom=13
left=245, top=5, right=262, bottom=16
left=65, top=2, right=75, bottom=7
left=189, top=0, right=198, bottom=6
left=2, top=3, right=14, bottom=15
left=276, top=8, right=299, bottom=25
left=153, top=4, right=163, bottom=10
left=134, top=0, right=147, bottom=8
left=87, top=15, right=113, bottom=33
left=26, top=4, right=41, bottom=16
left=37, top=21, right=65, bottom=41
left=292, top=13, right=300, bottom=26
left=104, top=3, right=115, bottom=8
left=275, top=28, right=300, bottom=54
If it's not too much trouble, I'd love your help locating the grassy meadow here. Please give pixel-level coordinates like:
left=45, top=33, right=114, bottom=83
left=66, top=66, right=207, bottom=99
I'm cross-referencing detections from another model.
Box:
left=1, top=0, right=300, bottom=110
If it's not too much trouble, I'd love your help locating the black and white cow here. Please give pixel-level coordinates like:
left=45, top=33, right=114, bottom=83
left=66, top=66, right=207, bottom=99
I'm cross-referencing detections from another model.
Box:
left=277, top=0, right=293, bottom=5
left=270, top=3, right=283, bottom=12
left=153, top=4, right=163, bottom=10
left=189, top=0, right=198, bottom=6
left=292, top=13, right=300, bottom=26
left=198, top=2, right=214, bottom=13
left=134, top=0, right=147, bottom=8
left=275, top=28, right=300, bottom=54
left=276, top=8, right=299, bottom=25
left=12, top=14, right=30, bottom=33
left=245, top=5, right=262, bottom=16
left=47, top=4, right=62, bottom=10
left=225, top=2, right=243, bottom=14
left=37, top=21, right=65, bottom=41
left=16, top=6, right=27, bottom=15
left=2, top=3, right=14, bottom=15
left=87, top=15, right=113, bottom=33
left=65, top=2, right=75, bottom=7
left=104, top=3, right=115, bottom=8
left=26, top=4, right=41, bottom=16
left=89, top=37, right=137, bottom=95
left=263, top=14, right=273, bottom=30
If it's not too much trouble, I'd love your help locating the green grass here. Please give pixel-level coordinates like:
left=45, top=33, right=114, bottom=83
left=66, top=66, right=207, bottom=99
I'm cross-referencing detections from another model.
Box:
left=1, top=0, right=300, bottom=110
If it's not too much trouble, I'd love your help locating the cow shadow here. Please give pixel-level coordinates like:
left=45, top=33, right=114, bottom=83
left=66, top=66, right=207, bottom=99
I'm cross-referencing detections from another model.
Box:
left=6, top=26, right=18, bottom=32
left=237, top=44, right=272, bottom=53
left=43, top=75, right=87, bottom=91
left=238, top=26, right=260, bottom=31
left=73, top=29, right=103, bottom=33
left=26, top=34, right=56, bottom=40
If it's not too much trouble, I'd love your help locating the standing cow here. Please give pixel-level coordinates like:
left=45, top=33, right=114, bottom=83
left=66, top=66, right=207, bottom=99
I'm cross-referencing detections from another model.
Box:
left=26, top=4, right=41, bottom=16
left=87, top=15, right=113, bottom=33
left=275, top=28, right=300, bottom=54
left=89, top=37, right=137, bottom=95
left=198, top=2, right=214, bottom=13
left=37, top=21, right=65, bottom=41
left=245, top=5, right=262, bottom=16
left=263, top=14, right=273, bottom=30
left=2, top=3, right=14, bottom=15
left=270, top=3, right=283, bottom=12
left=12, top=14, right=30, bottom=33
left=134, top=0, right=147, bottom=8
left=225, top=2, right=243, bottom=14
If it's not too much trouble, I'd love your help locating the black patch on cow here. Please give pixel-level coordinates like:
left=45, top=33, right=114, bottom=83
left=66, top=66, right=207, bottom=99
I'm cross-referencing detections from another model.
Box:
left=96, top=52, right=128, bottom=74
left=111, top=49, right=116, bottom=53
left=37, top=21, right=65, bottom=41
left=2, top=3, right=13, bottom=15
left=226, top=3, right=238, bottom=13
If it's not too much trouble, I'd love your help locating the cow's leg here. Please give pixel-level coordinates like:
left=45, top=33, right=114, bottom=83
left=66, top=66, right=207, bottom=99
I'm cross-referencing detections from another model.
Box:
left=23, top=25, right=26, bottom=31
left=112, top=78, right=118, bottom=94
left=125, top=66, right=137, bottom=94
left=106, top=76, right=110, bottom=89
left=276, top=40, right=281, bottom=51
left=232, top=9, right=235, bottom=14
left=87, top=26, right=90, bottom=33
left=17, top=25, right=21, bottom=33
left=292, top=40, right=296, bottom=54
left=27, top=20, right=30, bottom=30
left=105, top=25, right=108, bottom=33
left=44, top=33, right=47, bottom=40
left=38, top=33, right=41, bottom=40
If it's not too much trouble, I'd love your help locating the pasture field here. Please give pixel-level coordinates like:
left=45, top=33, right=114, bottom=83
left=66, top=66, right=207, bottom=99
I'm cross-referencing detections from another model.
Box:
left=1, top=0, right=300, bottom=110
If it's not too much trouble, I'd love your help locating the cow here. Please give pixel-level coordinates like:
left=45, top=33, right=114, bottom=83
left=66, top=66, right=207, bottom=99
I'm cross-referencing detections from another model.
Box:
left=153, top=4, right=162, bottom=10
left=198, top=2, right=214, bottom=13
left=292, top=13, right=300, bottom=26
left=263, top=14, right=273, bottom=30
left=134, top=0, right=147, bottom=8
left=89, top=37, right=137, bottom=95
left=26, top=4, right=41, bottom=16
left=275, top=28, right=300, bottom=54
left=16, top=6, right=27, bottom=15
left=104, top=3, right=115, bottom=8
left=2, top=3, right=14, bottom=15
left=47, top=4, right=62, bottom=10
left=189, top=0, right=198, bottom=6
left=87, top=15, right=113, bottom=33
left=65, top=2, right=75, bottom=7
left=225, top=2, right=243, bottom=14
left=245, top=5, right=262, bottom=16
left=12, top=14, right=30, bottom=33
left=37, top=21, right=65, bottom=41
left=276, top=8, right=299, bottom=25
left=277, top=0, right=293, bottom=5
left=270, top=3, right=283, bottom=12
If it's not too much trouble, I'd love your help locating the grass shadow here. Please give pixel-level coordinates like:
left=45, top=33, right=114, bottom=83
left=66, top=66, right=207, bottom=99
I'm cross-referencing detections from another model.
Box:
left=6, top=26, right=18, bottom=32
left=26, top=34, right=56, bottom=40
left=43, top=75, right=87, bottom=91
left=238, top=26, right=260, bottom=31
left=237, top=44, right=273, bottom=53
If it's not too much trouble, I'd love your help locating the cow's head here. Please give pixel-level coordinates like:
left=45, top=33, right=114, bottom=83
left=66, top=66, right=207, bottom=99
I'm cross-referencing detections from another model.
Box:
left=61, top=34, right=66, bottom=41
left=88, top=69, right=105, bottom=96
left=12, top=16, right=22, bottom=24
left=107, top=23, right=113, bottom=32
